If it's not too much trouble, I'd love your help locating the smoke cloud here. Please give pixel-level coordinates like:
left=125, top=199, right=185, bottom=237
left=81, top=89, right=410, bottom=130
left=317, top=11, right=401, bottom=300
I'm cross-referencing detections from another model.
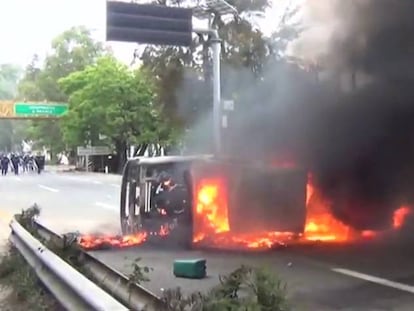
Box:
left=291, top=0, right=414, bottom=229
left=181, top=0, right=414, bottom=230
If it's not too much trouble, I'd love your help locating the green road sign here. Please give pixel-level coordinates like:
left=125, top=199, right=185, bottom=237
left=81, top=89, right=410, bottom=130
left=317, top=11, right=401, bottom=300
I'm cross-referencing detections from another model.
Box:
left=14, top=102, right=68, bottom=118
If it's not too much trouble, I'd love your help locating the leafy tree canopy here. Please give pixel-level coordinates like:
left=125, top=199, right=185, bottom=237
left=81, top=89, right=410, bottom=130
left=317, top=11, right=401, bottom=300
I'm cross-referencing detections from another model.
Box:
left=139, top=0, right=302, bottom=129
left=16, top=26, right=105, bottom=156
left=0, top=63, right=23, bottom=151
left=59, top=56, right=166, bottom=171
left=0, top=64, right=21, bottom=100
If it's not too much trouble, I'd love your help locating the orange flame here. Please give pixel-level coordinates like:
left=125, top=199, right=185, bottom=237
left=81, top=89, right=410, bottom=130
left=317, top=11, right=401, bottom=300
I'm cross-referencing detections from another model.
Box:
left=393, top=206, right=411, bottom=229
left=192, top=173, right=358, bottom=249
left=191, top=173, right=414, bottom=250
left=193, top=178, right=230, bottom=243
left=304, top=178, right=355, bottom=242
left=78, top=231, right=148, bottom=249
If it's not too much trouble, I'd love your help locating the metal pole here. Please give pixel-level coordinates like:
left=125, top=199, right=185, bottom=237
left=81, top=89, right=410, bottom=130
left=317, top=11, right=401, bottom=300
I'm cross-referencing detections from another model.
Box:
left=194, top=28, right=222, bottom=155
left=211, top=36, right=222, bottom=154
left=85, top=155, right=89, bottom=172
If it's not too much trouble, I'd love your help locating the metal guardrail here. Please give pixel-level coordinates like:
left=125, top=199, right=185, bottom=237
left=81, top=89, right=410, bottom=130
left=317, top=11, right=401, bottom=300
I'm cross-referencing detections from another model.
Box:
left=9, top=218, right=128, bottom=311
left=33, top=219, right=166, bottom=311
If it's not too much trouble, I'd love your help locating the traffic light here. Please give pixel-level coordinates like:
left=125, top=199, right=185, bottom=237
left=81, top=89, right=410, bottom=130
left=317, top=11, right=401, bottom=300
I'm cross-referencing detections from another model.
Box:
left=106, top=1, right=193, bottom=46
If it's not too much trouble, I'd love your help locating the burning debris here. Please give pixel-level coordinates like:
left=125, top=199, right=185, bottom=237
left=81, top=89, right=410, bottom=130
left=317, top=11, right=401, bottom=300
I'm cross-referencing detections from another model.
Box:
left=79, top=231, right=148, bottom=250
left=78, top=225, right=174, bottom=250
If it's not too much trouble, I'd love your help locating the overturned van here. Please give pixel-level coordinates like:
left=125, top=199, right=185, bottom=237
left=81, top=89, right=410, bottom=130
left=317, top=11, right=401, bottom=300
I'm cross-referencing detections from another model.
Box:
left=120, top=155, right=307, bottom=248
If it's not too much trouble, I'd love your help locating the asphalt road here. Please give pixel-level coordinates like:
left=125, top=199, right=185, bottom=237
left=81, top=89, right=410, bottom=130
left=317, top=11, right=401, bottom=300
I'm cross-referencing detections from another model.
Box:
left=2, top=169, right=414, bottom=310
left=0, top=169, right=122, bottom=234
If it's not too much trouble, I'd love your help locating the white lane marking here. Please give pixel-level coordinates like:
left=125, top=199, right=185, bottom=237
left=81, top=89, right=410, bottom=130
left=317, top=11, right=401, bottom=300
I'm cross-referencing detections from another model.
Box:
left=65, top=176, right=112, bottom=186
left=111, top=184, right=120, bottom=188
left=332, top=268, right=414, bottom=294
left=38, top=185, right=59, bottom=193
left=95, top=202, right=118, bottom=211
left=67, top=176, right=92, bottom=182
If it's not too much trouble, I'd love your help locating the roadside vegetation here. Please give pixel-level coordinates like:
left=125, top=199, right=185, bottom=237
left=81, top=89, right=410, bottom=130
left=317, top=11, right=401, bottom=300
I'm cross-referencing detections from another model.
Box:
left=159, top=266, right=290, bottom=311
left=0, top=245, right=62, bottom=311
left=3, top=206, right=291, bottom=311
left=129, top=256, right=291, bottom=311
left=0, top=206, right=60, bottom=310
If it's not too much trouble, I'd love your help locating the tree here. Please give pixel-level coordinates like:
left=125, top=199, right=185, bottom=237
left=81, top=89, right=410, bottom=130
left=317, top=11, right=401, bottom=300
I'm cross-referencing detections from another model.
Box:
left=17, top=54, right=45, bottom=101
left=59, top=56, right=165, bottom=171
left=140, top=0, right=272, bottom=131
left=0, top=64, right=21, bottom=99
left=0, top=63, right=23, bottom=152
left=17, top=27, right=105, bottom=157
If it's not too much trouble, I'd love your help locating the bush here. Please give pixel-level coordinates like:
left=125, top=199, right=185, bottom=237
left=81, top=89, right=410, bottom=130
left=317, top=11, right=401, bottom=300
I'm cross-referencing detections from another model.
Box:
left=161, top=265, right=291, bottom=311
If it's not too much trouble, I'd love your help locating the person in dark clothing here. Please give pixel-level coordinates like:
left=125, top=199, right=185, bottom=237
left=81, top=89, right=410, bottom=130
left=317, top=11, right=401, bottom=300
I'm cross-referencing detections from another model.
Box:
left=1, top=156, right=9, bottom=176
left=23, top=154, right=29, bottom=172
left=34, top=155, right=45, bottom=174
left=11, top=154, right=19, bottom=175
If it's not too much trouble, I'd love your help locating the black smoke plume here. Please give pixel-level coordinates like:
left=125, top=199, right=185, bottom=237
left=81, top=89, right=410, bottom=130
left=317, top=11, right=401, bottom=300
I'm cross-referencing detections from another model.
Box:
left=221, top=0, right=414, bottom=230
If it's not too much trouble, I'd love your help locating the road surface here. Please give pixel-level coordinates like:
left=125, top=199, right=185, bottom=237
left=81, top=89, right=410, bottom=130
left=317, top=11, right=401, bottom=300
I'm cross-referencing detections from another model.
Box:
left=0, top=169, right=121, bottom=234
left=1, top=170, right=414, bottom=310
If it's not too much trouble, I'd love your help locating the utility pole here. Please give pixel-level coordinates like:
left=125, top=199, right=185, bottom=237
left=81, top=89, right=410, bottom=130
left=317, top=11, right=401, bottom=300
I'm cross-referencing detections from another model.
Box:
left=106, top=0, right=237, bottom=156
left=193, top=0, right=238, bottom=154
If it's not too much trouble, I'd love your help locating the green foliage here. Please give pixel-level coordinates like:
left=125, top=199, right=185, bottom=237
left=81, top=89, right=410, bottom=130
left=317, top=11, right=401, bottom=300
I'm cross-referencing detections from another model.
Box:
left=140, top=0, right=303, bottom=133
left=162, top=265, right=290, bottom=311
left=39, top=26, right=105, bottom=102
left=0, top=63, right=23, bottom=151
left=0, top=63, right=21, bottom=99
left=16, top=27, right=105, bottom=156
left=127, top=258, right=153, bottom=285
left=15, top=204, right=41, bottom=236
left=59, top=56, right=167, bottom=170
left=15, top=205, right=85, bottom=272
left=16, top=54, right=44, bottom=101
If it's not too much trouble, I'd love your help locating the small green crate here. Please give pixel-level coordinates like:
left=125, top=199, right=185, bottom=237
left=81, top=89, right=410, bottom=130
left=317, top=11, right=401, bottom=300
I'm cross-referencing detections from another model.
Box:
left=173, top=259, right=207, bottom=279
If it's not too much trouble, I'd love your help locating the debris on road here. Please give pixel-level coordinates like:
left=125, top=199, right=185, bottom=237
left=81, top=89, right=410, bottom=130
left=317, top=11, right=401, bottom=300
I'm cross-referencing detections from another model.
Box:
left=173, top=258, right=207, bottom=279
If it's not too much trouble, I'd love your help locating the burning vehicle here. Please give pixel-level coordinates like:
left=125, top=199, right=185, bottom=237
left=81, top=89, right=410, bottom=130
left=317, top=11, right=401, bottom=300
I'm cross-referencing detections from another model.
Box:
left=115, top=154, right=412, bottom=248
left=119, top=155, right=307, bottom=249
left=78, top=154, right=413, bottom=251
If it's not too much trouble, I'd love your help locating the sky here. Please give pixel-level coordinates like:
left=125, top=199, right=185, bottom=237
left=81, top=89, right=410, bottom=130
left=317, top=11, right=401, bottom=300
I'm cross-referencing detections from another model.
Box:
left=0, top=0, right=298, bottom=67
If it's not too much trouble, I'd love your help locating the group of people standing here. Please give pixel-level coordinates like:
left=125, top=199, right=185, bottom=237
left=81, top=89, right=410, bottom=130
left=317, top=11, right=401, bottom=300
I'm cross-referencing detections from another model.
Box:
left=0, top=153, right=45, bottom=176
